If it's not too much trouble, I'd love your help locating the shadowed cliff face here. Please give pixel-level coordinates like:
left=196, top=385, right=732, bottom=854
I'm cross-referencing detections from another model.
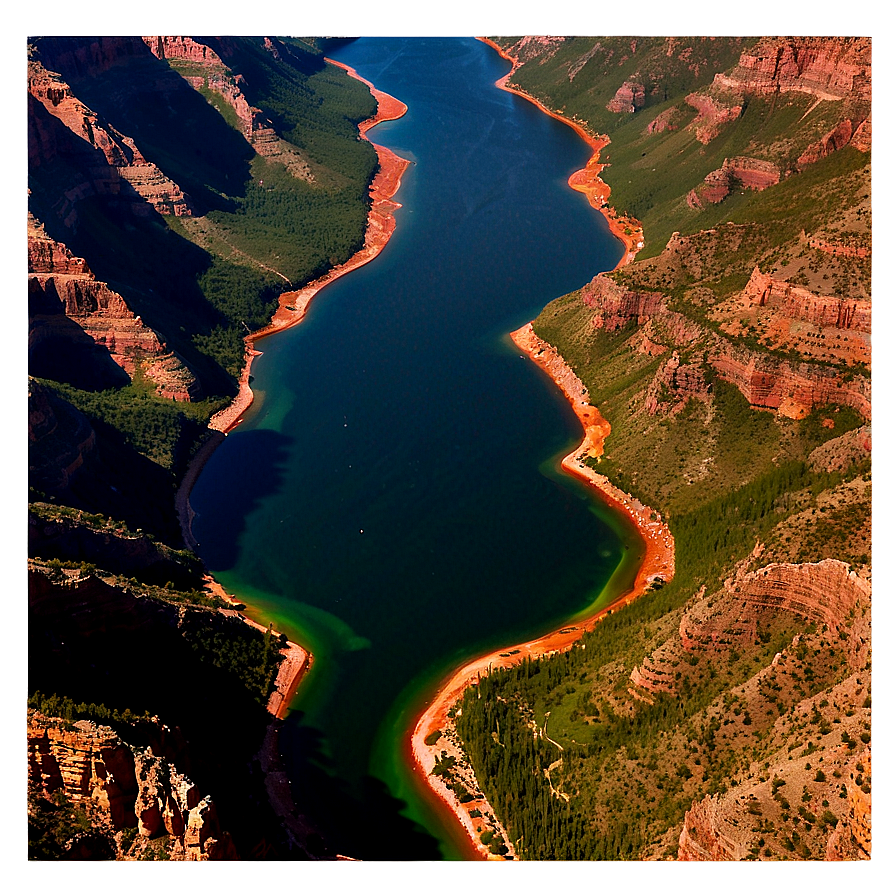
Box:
left=26, top=568, right=311, bottom=858
left=28, top=217, right=202, bottom=400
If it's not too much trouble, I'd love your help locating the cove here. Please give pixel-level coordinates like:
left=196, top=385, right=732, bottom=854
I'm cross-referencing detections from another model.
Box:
left=190, top=36, right=632, bottom=860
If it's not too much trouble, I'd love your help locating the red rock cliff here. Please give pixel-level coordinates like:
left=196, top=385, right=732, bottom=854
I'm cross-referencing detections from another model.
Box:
left=28, top=711, right=237, bottom=859
left=28, top=217, right=200, bottom=400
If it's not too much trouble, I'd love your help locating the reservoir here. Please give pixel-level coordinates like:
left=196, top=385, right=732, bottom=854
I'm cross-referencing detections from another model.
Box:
left=190, top=36, right=633, bottom=859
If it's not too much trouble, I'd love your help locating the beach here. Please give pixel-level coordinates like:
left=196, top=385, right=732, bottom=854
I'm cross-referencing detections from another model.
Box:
left=410, top=40, right=671, bottom=860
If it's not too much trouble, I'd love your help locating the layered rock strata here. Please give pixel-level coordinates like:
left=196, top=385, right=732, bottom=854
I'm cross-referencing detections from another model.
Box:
left=688, top=157, right=780, bottom=208
left=713, top=37, right=871, bottom=103
left=632, top=559, right=871, bottom=701
left=28, top=218, right=199, bottom=400
left=28, top=712, right=237, bottom=859
left=581, top=272, right=870, bottom=420
left=28, top=57, right=194, bottom=221
left=644, top=351, right=711, bottom=416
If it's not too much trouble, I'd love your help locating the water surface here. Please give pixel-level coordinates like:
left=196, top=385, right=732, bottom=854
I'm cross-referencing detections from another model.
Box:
left=191, top=36, right=635, bottom=859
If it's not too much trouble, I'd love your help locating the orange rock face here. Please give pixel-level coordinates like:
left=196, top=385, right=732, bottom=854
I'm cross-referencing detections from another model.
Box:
left=708, top=342, right=870, bottom=420
left=714, top=37, right=871, bottom=102
left=28, top=218, right=200, bottom=400
left=743, top=267, right=871, bottom=334
left=582, top=274, right=664, bottom=331
left=28, top=55, right=194, bottom=220
left=28, top=712, right=238, bottom=860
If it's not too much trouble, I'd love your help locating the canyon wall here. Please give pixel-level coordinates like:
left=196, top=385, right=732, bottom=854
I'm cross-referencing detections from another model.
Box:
left=28, top=217, right=200, bottom=400
left=28, top=712, right=237, bottom=859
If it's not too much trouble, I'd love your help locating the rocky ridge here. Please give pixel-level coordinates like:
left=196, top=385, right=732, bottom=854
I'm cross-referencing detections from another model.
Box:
left=582, top=270, right=870, bottom=421
left=28, top=55, right=194, bottom=224
left=143, top=36, right=314, bottom=181
left=28, top=711, right=237, bottom=859
left=28, top=215, right=200, bottom=400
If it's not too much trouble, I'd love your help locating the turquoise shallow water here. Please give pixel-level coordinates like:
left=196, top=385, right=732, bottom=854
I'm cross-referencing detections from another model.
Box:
left=190, top=37, right=636, bottom=859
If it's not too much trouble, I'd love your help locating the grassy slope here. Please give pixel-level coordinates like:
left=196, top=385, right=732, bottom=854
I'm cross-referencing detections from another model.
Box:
left=455, top=37, right=872, bottom=859
left=29, top=37, right=378, bottom=543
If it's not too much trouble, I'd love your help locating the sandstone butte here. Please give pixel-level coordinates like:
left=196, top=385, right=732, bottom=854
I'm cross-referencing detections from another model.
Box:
left=409, top=40, right=679, bottom=861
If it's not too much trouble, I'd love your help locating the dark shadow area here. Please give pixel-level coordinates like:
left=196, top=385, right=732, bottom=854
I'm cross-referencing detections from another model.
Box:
left=28, top=569, right=308, bottom=858
left=277, top=716, right=444, bottom=860
left=29, top=382, right=184, bottom=544
left=33, top=37, right=255, bottom=215
left=191, top=427, right=293, bottom=572
left=28, top=278, right=132, bottom=391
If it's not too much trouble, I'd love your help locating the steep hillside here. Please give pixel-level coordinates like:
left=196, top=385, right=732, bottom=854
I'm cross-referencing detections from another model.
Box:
left=450, top=36, right=871, bottom=861
left=26, top=35, right=383, bottom=859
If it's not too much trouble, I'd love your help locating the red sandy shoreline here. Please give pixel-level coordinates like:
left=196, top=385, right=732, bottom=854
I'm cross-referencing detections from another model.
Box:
left=410, top=40, right=672, bottom=861
left=172, top=63, right=411, bottom=847
left=479, top=37, right=644, bottom=270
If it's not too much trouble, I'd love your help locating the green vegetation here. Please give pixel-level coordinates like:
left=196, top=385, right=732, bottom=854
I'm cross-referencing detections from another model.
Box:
left=39, top=375, right=224, bottom=473
left=455, top=37, right=871, bottom=860
left=28, top=786, right=112, bottom=860
left=179, top=616, right=283, bottom=705
left=28, top=692, right=154, bottom=726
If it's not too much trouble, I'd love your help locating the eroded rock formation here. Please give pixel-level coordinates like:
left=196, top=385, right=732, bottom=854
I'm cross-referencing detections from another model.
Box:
left=607, top=80, right=646, bottom=113
left=688, top=157, right=780, bottom=208
left=685, top=92, right=743, bottom=144
left=582, top=274, right=664, bottom=331
left=28, top=217, right=200, bottom=400
left=708, top=341, right=870, bottom=420
left=644, top=351, right=711, bottom=416
left=713, top=37, right=871, bottom=103
left=28, top=712, right=237, bottom=859
left=28, top=56, right=194, bottom=221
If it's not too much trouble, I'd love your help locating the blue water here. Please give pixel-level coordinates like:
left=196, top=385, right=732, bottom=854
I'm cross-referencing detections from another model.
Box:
left=190, top=37, right=632, bottom=859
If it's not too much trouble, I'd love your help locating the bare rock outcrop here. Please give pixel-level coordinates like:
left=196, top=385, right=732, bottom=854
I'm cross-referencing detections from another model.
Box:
left=607, top=80, right=646, bottom=113
left=28, top=712, right=237, bottom=859
left=797, top=118, right=866, bottom=170
left=28, top=57, right=194, bottom=221
left=742, top=266, right=871, bottom=333
left=646, top=108, right=678, bottom=134
left=713, top=37, right=871, bottom=103
left=28, top=220, right=200, bottom=400
left=688, top=157, right=780, bottom=208
left=644, top=351, right=711, bottom=416
left=708, top=341, right=870, bottom=420
left=632, top=559, right=870, bottom=702
left=677, top=793, right=749, bottom=860
left=582, top=274, right=664, bottom=331
left=687, top=560, right=871, bottom=665
left=826, top=748, right=872, bottom=860
left=684, top=92, right=743, bottom=144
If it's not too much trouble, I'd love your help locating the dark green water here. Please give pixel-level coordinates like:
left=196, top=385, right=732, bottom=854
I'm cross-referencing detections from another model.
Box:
left=190, top=37, right=640, bottom=859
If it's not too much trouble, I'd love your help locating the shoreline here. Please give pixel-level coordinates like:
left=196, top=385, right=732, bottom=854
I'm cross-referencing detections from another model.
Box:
left=478, top=37, right=644, bottom=270
left=410, top=40, right=671, bottom=861
left=172, top=60, right=410, bottom=853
